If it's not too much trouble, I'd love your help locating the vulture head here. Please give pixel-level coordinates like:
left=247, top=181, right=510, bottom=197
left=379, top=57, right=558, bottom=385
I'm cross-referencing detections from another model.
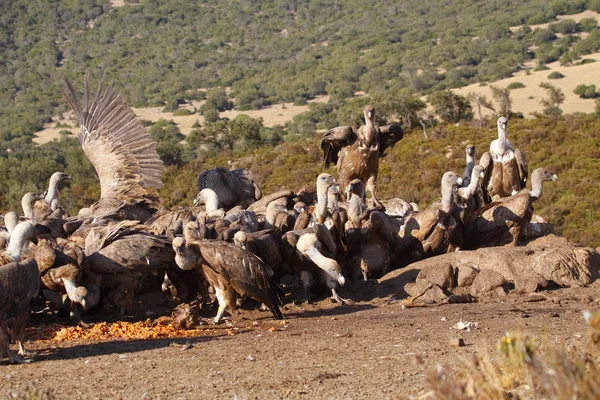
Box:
left=466, top=145, right=476, bottom=157
left=233, top=230, right=248, bottom=250
left=347, top=179, right=365, bottom=199
left=316, top=173, right=335, bottom=195
left=497, top=117, right=508, bottom=133
left=296, top=232, right=345, bottom=286
left=534, top=168, right=558, bottom=183
left=293, top=202, right=307, bottom=216
left=21, top=192, right=44, bottom=218
left=193, top=188, right=224, bottom=217
left=363, top=105, right=375, bottom=121
left=172, top=237, right=198, bottom=271
left=184, top=221, right=202, bottom=241
left=441, top=171, right=462, bottom=212
left=49, top=172, right=72, bottom=189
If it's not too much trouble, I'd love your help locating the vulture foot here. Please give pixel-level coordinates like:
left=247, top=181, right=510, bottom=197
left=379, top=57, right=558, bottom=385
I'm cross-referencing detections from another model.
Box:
left=7, top=350, right=31, bottom=364
left=330, top=289, right=351, bottom=305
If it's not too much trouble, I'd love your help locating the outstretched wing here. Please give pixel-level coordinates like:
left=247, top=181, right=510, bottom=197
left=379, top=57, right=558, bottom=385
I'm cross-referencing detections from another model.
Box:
left=64, top=73, right=163, bottom=202
left=515, top=148, right=528, bottom=188
left=377, top=124, right=404, bottom=156
left=321, top=125, right=358, bottom=168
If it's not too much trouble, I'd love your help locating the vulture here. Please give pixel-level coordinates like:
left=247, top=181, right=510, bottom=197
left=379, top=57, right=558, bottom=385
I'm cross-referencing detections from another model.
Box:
left=462, top=168, right=558, bottom=249
left=233, top=229, right=284, bottom=277
left=321, top=105, right=404, bottom=207
left=482, top=117, right=528, bottom=202
left=345, top=179, right=399, bottom=281
left=462, top=145, right=476, bottom=187
left=0, top=221, right=39, bottom=363
left=33, top=172, right=71, bottom=220
left=293, top=202, right=310, bottom=231
left=21, top=192, right=44, bottom=220
left=281, top=224, right=347, bottom=304
left=193, top=188, right=225, bottom=218
left=397, top=172, right=463, bottom=265
left=172, top=222, right=284, bottom=323
left=146, top=206, right=204, bottom=236
left=455, top=165, right=486, bottom=227
left=0, top=212, right=19, bottom=249
left=84, top=220, right=196, bottom=316
left=36, top=238, right=100, bottom=319
left=198, top=167, right=262, bottom=210
left=264, top=202, right=294, bottom=232
left=64, top=73, right=164, bottom=222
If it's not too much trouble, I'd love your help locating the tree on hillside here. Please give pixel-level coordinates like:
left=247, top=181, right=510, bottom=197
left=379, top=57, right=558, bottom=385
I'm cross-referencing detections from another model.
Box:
left=371, top=91, right=426, bottom=129
left=428, top=90, right=473, bottom=124
left=468, top=92, right=495, bottom=127
left=539, top=82, right=565, bottom=116
left=490, top=85, right=512, bottom=119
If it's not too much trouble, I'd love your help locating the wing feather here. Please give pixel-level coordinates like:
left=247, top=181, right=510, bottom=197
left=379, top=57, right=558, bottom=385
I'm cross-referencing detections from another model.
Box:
left=515, top=148, right=528, bottom=188
left=64, top=73, right=163, bottom=202
left=321, top=125, right=358, bottom=167
left=377, top=124, right=404, bottom=156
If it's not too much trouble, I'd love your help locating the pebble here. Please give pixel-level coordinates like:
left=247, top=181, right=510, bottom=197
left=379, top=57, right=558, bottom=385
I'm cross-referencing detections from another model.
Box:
left=449, top=337, right=465, bottom=347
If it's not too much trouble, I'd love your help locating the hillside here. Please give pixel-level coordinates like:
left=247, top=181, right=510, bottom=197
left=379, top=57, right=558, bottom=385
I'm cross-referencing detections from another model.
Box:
left=3, top=0, right=600, bottom=145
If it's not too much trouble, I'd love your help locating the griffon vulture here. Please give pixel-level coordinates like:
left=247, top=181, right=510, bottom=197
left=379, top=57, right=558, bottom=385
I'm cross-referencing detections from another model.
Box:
left=198, top=167, right=262, bottom=210
left=321, top=105, right=404, bottom=207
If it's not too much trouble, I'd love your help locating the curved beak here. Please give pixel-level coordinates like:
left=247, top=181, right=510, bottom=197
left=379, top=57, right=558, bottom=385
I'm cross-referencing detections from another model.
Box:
left=551, top=174, right=558, bottom=181
left=456, top=177, right=463, bottom=186
left=193, top=197, right=200, bottom=206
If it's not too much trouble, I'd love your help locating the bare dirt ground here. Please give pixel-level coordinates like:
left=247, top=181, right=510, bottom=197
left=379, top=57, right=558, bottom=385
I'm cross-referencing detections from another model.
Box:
left=2, top=278, right=598, bottom=399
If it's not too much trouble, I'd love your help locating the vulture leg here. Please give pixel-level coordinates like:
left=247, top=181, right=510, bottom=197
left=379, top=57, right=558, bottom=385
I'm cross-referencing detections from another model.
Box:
left=0, top=325, right=25, bottom=364
left=11, top=309, right=31, bottom=358
left=213, top=287, right=236, bottom=324
left=366, top=176, right=383, bottom=209
left=362, top=270, right=369, bottom=282
left=324, top=273, right=350, bottom=304
left=299, top=271, right=313, bottom=304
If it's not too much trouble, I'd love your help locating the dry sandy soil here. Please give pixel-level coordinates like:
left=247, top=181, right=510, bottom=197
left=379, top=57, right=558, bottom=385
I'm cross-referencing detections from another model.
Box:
left=32, top=96, right=330, bottom=145
left=2, top=278, right=598, bottom=399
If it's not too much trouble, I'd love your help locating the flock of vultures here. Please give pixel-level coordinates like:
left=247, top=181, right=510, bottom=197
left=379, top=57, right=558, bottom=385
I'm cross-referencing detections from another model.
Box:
left=0, top=75, right=558, bottom=364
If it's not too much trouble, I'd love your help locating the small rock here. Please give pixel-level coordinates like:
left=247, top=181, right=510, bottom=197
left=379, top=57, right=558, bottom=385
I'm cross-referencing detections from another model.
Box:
left=449, top=337, right=465, bottom=347
left=417, top=263, right=455, bottom=290
left=246, top=355, right=256, bottom=361
left=446, top=294, right=475, bottom=304
left=470, top=270, right=506, bottom=297
left=495, top=286, right=507, bottom=297
left=524, top=293, right=548, bottom=302
left=455, top=262, right=479, bottom=287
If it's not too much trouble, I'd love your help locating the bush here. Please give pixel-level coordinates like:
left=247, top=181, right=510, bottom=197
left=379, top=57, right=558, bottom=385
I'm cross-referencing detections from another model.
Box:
left=172, top=108, right=193, bottom=116
left=547, top=71, right=565, bottom=79
left=507, top=82, right=525, bottom=90
left=574, top=84, right=598, bottom=98
left=579, top=18, right=598, bottom=33
left=534, top=65, right=550, bottom=71
left=203, top=108, right=219, bottom=123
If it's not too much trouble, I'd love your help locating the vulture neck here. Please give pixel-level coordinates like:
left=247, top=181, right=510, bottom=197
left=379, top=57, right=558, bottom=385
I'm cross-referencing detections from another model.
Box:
left=465, top=170, right=482, bottom=199
left=296, top=233, right=343, bottom=283
left=265, top=205, right=279, bottom=227
left=529, top=170, right=547, bottom=201
left=6, top=222, right=33, bottom=261
left=45, top=176, right=62, bottom=210
left=327, top=190, right=339, bottom=215
left=198, top=189, right=220, bottom=213
left=4, top=212, right=18, bottom=234
left=441, top=182, right=456, bottom=214
left=497, top=126, right=508, bottom=157
left=21, top=196, right=35, bottom=219
left=363, top=116, right=376, bottom=147
left=347, top=193, right=366, bottom=227
left=316, top=185, right=329, bottom=224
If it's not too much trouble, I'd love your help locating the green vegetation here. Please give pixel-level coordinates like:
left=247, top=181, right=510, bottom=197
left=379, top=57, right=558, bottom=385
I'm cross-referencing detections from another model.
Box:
left=575, top=84, right=600, bottom=98
left=540, top=82, right=566, bottom=115
left=507, top=82, right=526, bottom=90
left=3, top=0, right=600, bottom=151
left=428, top=91, right=474, bottom=123
left=534, top=65, right=551, bottom=71
left=172, top=108, right=193, bottom=116
left=548, top=71, right=566, bottom=79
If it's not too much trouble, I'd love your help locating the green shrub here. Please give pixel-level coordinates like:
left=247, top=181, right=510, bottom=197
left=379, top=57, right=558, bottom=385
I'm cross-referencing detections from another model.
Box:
left=172, top=108, right=193, bottom=116
left=547, top=71, right=564, bottom=79
left=507, top=82, right=525, bottom=90
left=534, top=65, right=550, bottom=71
left=574, top=84, right=598, bottom=98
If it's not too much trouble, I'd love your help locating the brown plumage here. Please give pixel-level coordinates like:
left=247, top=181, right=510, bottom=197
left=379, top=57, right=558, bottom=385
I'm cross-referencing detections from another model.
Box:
left=64, top=73, right=163, bottom=222
left=397, top=172, right=463, bottom=266
left=455, top=165, right=486, bottom=227
left=198, top=167, right=262, bottom=210
left=344, top=180, right=398, bottom=280
left=482, top=117, right=528, bottom=202
left=462, top=168, right=558, bottom=249
left=264, top=202, right=294, bottom=233
left=0, top=221, right=39, bottom=363
left=321, top=106, right=403, bottom=207
left=233, top=229, right=284, bottom=277
left=146, top=206, right=204, bottom=236
left=293, top=202, right=310, bottom=231
left=173, top=222, right=284, bottom=323
left=36, top=238, right=99, bottom=319
left=84, top=220, right=196, bottom=316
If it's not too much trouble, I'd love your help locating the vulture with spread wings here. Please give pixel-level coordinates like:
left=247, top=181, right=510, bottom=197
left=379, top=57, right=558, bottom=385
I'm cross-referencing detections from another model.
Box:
left=64, top=74, right=164, bottom=222
left=321, top=106, right=403, bottom=208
